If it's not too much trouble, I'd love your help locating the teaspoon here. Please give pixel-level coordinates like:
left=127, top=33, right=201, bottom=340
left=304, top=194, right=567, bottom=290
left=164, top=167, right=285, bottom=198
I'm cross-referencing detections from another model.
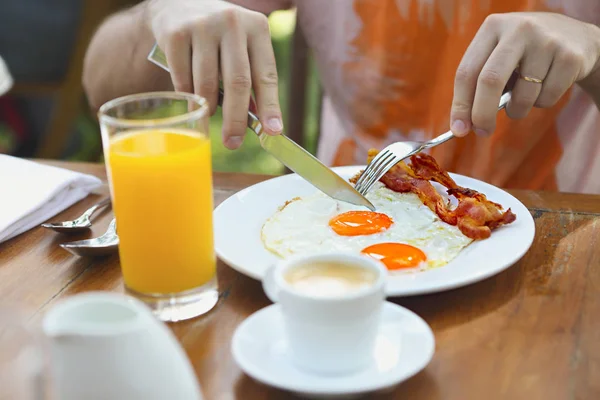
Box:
left=60, top=218, right=118, bottom=257
left=42, top=198, right=111, bottom=234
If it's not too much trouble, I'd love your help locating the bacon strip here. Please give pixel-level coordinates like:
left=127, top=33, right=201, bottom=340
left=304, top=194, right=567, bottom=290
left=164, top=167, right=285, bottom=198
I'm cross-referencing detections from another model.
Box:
left=362, top=150, right=516, bottom=240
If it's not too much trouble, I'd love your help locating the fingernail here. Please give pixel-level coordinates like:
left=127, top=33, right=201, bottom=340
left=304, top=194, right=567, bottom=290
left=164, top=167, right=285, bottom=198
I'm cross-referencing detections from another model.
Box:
left=225, top=137, right=243, bottom=149
left=475, top=128, right=489, bottom=136
left=451, top=119, right=468, bottom=136
left=266, top=117, right=283, bottom=133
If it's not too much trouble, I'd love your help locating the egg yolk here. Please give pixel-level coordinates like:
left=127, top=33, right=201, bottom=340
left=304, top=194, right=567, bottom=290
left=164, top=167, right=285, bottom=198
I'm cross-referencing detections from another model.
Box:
left=329, top=211, right=393, bottom=236
left=361, top=243, right=427, bottom=270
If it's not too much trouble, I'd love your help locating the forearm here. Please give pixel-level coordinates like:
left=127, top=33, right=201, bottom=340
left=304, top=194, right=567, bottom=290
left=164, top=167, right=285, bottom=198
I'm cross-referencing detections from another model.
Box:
left=83, top=2, right=171, bottom=111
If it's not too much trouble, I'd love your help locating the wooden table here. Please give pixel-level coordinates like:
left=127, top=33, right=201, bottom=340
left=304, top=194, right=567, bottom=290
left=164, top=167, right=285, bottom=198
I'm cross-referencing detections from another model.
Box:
left=2, top=161, right=599, bottom=400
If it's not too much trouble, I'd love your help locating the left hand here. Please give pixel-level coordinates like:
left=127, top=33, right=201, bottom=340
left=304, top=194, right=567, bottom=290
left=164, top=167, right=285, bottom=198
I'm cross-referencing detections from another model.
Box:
left=450, top=12, right=600, bottom=137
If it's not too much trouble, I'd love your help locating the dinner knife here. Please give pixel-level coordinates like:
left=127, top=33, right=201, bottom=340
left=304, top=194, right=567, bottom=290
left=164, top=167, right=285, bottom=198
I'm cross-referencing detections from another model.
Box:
left=147, top=44, right=375, bottom=211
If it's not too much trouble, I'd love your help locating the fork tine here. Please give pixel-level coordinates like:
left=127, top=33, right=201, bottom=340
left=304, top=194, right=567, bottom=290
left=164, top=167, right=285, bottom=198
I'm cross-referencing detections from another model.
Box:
left=358, top=155, right=399, bottom=195
left=356, top=154, right=393, bottom=195
left=355, top=150, right=393, bottom=192
left=357, top=152, right=397, bottom=195
left=355, top=150, right=389, bottom=188
left=355, top=152, right=384, bottom=191
left=361, top=153, right=395, bottom=191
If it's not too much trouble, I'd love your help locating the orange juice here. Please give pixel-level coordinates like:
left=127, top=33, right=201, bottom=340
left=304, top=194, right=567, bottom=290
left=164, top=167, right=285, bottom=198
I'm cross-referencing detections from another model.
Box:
left=108, top=129, right=215, bottom=294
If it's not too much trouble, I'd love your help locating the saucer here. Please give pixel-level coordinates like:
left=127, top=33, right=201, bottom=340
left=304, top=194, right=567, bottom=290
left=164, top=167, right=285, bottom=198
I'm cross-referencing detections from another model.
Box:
left=231, top=302, right=435, bottom=398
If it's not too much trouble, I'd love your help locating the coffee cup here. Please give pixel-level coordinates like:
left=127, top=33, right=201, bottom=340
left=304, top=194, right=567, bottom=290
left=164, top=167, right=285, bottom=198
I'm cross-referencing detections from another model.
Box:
left=262, top=253, right=387, bottom=375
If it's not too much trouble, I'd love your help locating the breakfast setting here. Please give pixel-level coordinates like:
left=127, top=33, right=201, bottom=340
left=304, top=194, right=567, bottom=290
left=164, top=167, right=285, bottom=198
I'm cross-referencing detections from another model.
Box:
left=1, top=1, right=599, bottom=399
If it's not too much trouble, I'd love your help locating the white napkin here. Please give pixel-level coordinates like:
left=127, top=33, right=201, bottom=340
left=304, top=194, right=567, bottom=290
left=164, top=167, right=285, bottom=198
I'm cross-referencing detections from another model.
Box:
left=0, top=155, right=102, bottom=243
left=0, top=55, right=12, bottom=96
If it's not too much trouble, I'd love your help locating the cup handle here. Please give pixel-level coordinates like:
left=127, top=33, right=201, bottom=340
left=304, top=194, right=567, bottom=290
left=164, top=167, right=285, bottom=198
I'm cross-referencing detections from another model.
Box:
left=262, top=265, right=280, bottom=303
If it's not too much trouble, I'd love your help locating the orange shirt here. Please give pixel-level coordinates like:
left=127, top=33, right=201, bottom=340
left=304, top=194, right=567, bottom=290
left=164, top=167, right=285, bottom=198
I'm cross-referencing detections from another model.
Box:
left=238, top=0, right=600, bottom=193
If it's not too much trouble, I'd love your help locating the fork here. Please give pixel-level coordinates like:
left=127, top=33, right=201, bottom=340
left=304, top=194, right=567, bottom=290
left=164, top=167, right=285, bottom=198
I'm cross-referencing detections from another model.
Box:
left=354, top=92, right=512, bottom=195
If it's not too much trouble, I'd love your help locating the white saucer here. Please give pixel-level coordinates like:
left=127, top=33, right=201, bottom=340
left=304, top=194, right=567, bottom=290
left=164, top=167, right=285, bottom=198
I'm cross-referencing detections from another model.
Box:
left=231, top=302, right=435, bottom=398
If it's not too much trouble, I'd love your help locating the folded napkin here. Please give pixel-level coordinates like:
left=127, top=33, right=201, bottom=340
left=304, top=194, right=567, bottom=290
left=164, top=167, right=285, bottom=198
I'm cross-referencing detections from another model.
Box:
left=0, top=55, right=12, bottom=96
left=0, top=155, right=102, bottom=243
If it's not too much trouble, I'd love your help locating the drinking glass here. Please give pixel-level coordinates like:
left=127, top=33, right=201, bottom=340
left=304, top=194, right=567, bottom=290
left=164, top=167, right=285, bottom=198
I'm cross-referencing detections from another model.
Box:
left=98, top=92, right=217, bottom=322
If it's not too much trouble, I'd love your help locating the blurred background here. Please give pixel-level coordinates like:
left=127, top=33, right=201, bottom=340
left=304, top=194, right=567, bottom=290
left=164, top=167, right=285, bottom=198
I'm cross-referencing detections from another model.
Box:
left=0, top=1, right=321, bottom=175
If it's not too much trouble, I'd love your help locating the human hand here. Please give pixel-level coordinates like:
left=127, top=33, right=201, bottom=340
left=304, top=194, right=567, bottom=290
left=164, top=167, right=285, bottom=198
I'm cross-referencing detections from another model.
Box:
left=450, top=12, right=600, bottom=136
left=147, top=0, right=282, bottom=149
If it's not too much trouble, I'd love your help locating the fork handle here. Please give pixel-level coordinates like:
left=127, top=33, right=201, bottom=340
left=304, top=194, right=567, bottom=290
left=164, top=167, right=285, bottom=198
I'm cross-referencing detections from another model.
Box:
left=423, top=92, right=513, bottom=150
left=423, top=131, right=454, bottom=149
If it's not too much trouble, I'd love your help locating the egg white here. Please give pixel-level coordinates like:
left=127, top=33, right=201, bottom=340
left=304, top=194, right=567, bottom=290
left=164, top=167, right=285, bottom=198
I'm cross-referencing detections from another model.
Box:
left=261, top=182, right=473, bottom=271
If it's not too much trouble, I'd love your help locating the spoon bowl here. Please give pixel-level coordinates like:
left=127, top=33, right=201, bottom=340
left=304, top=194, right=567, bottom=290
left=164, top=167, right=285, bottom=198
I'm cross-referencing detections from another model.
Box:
left=60, top=219, right=118, bottom=257
left=42, top=198, right=110, bottom=234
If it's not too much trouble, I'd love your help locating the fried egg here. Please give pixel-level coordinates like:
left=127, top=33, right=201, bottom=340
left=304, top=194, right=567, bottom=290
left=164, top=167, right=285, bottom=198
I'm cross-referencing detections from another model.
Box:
left=261, top=182, right=473, bottom=271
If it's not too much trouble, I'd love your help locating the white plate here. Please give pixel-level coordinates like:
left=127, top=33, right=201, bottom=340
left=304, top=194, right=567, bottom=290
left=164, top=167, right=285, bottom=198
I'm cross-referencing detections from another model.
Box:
left=231, top=302, right=434, bottom=398
left=214, top=166, right=535, bottom=296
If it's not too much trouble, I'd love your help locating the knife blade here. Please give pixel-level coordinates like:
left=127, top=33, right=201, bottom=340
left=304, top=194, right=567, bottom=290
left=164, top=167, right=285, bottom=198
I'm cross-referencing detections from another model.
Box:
left=147, top=44, right=375, bottom=211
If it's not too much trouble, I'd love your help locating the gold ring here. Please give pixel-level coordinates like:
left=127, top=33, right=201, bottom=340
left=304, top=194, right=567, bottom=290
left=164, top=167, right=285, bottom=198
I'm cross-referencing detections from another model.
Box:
left=519, top=74, right=543, bottom=84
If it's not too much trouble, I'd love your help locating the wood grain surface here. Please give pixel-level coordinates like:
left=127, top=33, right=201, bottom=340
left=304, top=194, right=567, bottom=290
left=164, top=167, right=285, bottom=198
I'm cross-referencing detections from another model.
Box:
left=1, top=161, right=598, bottom=400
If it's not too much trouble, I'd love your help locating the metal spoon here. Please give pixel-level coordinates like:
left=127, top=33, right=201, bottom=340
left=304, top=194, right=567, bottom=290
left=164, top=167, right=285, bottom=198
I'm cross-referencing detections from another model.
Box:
left=60, top=219, right=118, bottom=257
left=42, top=197, right=111, bottom=233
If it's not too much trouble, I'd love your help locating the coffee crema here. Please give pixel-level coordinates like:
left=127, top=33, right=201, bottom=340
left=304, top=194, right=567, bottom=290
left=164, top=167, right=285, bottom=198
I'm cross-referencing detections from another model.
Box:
left=284, top=262, right=378, bottom=298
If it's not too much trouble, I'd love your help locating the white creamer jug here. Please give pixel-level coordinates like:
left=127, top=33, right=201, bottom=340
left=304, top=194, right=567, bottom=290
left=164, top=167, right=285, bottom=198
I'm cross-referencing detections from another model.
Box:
left=43, top=292, right=202, bottom=400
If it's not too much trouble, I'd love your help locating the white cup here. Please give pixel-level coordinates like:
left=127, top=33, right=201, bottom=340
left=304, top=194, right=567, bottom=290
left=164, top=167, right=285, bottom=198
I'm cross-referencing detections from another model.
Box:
left=262, top=253, right=387, bottom=375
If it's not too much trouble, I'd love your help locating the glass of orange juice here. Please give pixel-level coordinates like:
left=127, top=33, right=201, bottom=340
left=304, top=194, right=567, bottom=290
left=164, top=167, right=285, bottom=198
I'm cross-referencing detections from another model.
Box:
left=98, top=92, right=216, bottom=322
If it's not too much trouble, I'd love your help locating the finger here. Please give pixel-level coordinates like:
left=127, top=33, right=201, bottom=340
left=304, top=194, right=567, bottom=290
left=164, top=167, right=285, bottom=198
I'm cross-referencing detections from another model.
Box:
left=536, top=50, right=580, bottom=108
left=191, top=33, right=220, bottom=115
left=247, top=13, right=283, bottom=135
left=163, top=31, right=192, bottom=93
left=220, top=14, right=252, bottom=150
left=450, top=23, right=498, bottom=137
left=216, top=69, right=257, bottom=115
left=472, top=36, right=525, bottom=135
left=506, top=45, right=554, bottom=119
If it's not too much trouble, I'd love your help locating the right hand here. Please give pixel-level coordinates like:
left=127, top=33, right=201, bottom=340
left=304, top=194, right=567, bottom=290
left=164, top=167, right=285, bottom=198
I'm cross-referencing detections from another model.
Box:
left=147, top=0, right=283, bottom=149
